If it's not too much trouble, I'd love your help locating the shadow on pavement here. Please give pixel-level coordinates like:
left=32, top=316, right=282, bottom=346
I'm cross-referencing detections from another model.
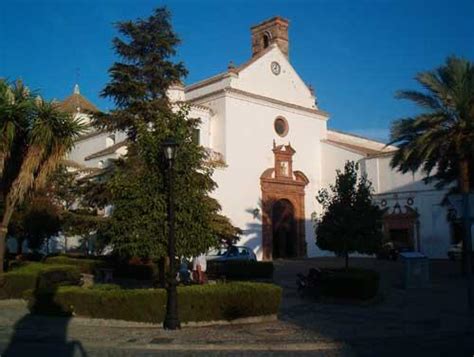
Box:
left=1, top=285, right=87, bottom=357
left=273, top=257, right=474, bottom=357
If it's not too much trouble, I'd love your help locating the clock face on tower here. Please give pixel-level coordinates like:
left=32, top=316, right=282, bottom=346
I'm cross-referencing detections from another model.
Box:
left=271, top=61, right=281, bottom=75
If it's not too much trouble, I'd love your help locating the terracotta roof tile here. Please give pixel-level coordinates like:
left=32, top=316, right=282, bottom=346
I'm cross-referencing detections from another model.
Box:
left=59, top=93, right=99, bottom=114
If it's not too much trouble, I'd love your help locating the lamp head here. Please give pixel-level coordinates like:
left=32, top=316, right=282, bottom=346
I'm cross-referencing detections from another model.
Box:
left=162, top=137, right=178, bottom=161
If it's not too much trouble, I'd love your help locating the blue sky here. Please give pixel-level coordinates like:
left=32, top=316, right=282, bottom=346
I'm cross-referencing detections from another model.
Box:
left=1, top=0, right=473, bottom=142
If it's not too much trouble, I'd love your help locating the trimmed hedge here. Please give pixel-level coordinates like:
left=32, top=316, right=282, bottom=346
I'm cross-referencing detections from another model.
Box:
left=320, top=268, right=380, bottom=300
left=207, top=261, right=274, bottom=280
left=44, top=256, right=108, bottom=275
left=45, top=256, right=158, bottom=281
left=28, top=282, right=282, bottom=323
left=0, top=263, right=81, bottom=299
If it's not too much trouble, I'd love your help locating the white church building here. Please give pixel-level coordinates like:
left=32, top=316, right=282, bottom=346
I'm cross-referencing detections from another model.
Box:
left=63, top=16, right=460, bottom=260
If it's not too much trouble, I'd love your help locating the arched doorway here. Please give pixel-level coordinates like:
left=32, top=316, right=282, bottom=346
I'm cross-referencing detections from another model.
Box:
left=272, top=199, right=297, bottom=259
left=260, top=143, right=309, bottom=260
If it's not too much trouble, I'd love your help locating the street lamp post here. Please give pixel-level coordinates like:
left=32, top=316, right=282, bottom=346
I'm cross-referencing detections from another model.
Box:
left=162, top=138, right=180, bottom=330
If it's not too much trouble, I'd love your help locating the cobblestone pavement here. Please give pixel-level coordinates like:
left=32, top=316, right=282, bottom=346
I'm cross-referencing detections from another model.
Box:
left=0, top=258, right=474, bottom=356
left=0, top=298, right=352, bottom=356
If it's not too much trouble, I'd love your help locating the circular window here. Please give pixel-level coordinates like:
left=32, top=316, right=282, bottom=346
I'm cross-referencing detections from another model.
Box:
left=274, top=117, right=288, bottom=137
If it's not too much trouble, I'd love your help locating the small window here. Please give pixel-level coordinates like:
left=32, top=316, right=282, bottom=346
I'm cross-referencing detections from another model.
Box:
left=263, top=31, right=271, bottom=49
left=192, top=129, right=200, bottom=145
left=263, top=35, right=270, bottom=48
left=274, top=117, right=289, bottom=137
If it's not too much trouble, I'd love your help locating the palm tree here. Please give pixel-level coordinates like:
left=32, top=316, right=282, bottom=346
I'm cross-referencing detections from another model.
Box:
left=0, top=80, right=85, bottom=272
left=390, top=56, right=474, bottom=307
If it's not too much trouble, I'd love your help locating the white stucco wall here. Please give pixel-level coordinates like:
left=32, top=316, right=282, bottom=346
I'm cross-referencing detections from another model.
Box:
left=233, top=46, right=317, bottom=109
left=207, top=89, right=326, bottom=259
left=320, top=142, right=365, bottom=189
left=68, top=130, right=127, bottom=167
left=366, top=155, right=456, bottom=258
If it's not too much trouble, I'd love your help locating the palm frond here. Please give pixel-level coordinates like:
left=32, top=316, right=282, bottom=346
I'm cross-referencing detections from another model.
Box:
left=391, top=56, right=474, bottom=190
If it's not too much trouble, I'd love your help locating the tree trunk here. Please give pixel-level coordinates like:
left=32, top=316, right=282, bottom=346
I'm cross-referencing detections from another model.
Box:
left=459, top=160, right=473, bottom=310
left=0, top=200, right=16, bottom=274
left=0, top=227, right=6, bottom=274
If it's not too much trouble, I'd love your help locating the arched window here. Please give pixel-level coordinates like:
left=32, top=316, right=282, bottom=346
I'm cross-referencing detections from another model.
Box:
left=263, top=31, right=271, bottom=49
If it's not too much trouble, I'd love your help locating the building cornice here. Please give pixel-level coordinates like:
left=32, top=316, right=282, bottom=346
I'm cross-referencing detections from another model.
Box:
left=321, top=139, right=370, bottom=156
left=189, top=87, right=329, bottom=119
left=75, top=129, right=108, bottom=143
left=177, top=101, right=212, bottom=113
left=85, top=140, right=127, bottom=161
left=185, top=72, right=234, bottom=93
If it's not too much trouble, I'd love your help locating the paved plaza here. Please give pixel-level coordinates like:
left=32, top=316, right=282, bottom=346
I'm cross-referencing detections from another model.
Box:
left=0, top=258, right=474, bottom=356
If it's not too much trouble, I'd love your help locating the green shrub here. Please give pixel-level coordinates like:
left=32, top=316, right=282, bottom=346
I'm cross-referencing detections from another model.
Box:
left=91, top=284, right=122, bottom=291
left=207, top=261, right=274, bottom=280
left=44, top=256, right=108, bottom=274
left=28, top=282, right=282, bottom=323
left=320, top=268, right=380, bottom=300
left=45, top=256, right=159, bottom=280
left=7, top=260, right=28, bottom=271
left=36, top=266, right=81, bottom=291
left=0, top=263, right=81, bottom=299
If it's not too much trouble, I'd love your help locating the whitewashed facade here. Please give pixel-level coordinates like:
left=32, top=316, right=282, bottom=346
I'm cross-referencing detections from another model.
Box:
left=62, top=17, right=464, bottom=260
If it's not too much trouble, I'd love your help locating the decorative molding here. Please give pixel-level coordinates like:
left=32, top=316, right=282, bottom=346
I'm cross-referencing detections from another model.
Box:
left=189, top=87, right=329, bottom=119
left=260, top=143, right=308, bottom=261
left=321, top=139, right=372, bottom=156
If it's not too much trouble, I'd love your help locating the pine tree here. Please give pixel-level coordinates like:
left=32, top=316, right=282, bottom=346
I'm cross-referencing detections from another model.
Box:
left=96, top=8, right=236, bottom=260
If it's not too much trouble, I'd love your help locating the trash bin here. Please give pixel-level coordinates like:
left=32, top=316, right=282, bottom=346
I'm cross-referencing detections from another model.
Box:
left=400, top=252, right=430, bottom=288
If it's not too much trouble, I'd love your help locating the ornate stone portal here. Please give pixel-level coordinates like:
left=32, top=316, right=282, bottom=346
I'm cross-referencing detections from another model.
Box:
left=383, top=203, right=420, bottom=251
left=260, top=143, right=309, bottom=260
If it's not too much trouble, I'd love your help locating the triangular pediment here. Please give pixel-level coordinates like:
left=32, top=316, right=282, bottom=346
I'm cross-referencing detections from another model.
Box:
left=232, top=45, right=317, bottom=109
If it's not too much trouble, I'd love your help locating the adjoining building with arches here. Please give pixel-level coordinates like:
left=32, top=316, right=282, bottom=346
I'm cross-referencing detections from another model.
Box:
left=62, top=16, right=468, bottom=260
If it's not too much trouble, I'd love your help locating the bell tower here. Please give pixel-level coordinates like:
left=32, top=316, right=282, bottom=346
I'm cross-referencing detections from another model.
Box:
left=251, top=16, right=289, bottom=59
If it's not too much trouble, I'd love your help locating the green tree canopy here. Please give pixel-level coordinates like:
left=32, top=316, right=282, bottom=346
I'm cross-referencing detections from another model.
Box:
left=315, top=161, right=383, bottom=268
left=97, top=7, right=238, bottom=260
left=9, top=195, right=61, bottom=253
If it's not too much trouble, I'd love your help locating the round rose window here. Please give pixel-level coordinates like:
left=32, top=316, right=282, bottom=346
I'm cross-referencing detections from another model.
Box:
left=274, top=117, right=288, bottom=137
